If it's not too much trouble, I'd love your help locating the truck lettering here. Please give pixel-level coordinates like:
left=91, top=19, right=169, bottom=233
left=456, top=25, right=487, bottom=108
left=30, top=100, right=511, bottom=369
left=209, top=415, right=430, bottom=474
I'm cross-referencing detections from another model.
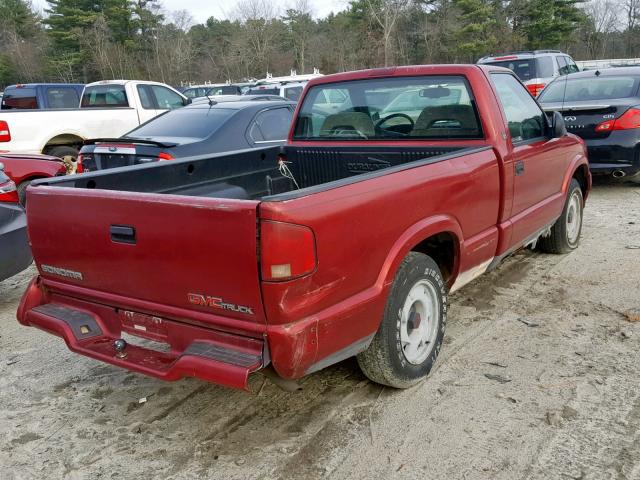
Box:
left=187, top=293, right=254, bottom=315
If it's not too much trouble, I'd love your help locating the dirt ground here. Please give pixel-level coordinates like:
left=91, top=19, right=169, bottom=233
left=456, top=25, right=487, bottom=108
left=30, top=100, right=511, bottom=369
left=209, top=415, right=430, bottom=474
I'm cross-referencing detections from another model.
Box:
left=1, top=179, right=639, bottom=480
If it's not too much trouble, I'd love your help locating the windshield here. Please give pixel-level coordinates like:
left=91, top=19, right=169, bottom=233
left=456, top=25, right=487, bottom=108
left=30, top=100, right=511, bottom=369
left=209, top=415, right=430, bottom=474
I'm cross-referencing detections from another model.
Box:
left=292, top=75, right=482, bottom=140
left=126, top=107, right=237, bottom=139
left=539, top=76, right=640, bottom=103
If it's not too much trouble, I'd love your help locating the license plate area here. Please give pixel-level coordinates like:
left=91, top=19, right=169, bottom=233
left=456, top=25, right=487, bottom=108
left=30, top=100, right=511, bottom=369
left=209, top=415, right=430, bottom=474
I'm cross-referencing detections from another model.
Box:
left=119, top=309, right=169, bottom=343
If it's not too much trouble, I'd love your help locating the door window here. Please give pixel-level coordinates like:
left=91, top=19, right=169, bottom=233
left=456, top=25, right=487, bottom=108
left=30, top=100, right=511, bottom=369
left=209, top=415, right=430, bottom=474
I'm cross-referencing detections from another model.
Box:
left=82, top=85, right=128, bottom=107
left=249, top=107, right=293, bottom=143
left=491, top=73, right=546, bottom=143
left=151, top=86, right=185, bottom=110
left=564, top=57, right=579, bottom=74
left=137, top=85, right=155, bottom=109
left=556, top=56, right=571, bottom=76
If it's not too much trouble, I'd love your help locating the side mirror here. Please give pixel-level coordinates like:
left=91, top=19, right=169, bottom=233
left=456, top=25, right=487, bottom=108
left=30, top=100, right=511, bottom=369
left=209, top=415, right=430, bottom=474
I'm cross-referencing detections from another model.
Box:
left=184, top=97, right=192, bottom=106
left=551, top=111, right=567, bottom=138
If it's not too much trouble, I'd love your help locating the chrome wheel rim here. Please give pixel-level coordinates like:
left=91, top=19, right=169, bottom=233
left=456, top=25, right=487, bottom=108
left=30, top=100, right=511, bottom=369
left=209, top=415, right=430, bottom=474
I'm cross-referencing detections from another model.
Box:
left=400, top=280, right=439, bottom=365
left=566, top=191, right=582, bottom=245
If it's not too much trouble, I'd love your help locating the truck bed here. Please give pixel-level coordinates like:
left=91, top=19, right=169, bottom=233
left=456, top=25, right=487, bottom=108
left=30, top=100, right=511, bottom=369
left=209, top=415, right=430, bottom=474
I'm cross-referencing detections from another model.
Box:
left=34, top=144, right=480, bottom=200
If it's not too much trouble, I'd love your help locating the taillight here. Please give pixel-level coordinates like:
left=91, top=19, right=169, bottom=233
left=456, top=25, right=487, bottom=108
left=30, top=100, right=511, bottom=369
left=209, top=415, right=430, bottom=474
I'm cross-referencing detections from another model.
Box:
left=526, top=83, right=546, bottom=97
left=260, top=221, right=317, bottom=281
left=75, top=154, right=85, bottom=173
left=158, top=152, right=174, bottom=161
left=0, top=180, right=19, bottom=203
left=0, top=121, right=11, bottom=142
left=596, top=107, right=640, bottom=132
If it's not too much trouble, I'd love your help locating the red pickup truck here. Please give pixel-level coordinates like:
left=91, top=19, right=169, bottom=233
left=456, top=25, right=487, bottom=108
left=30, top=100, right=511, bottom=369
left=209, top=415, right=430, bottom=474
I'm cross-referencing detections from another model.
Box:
left=17, top=65, right=590, bottom=390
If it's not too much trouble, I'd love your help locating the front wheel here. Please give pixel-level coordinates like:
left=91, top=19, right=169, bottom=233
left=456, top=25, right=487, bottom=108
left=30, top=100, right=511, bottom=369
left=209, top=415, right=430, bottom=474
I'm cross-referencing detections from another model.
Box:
left=538, top=178, right=584, bottom=254
left=357, top=252, right=446, bottom=388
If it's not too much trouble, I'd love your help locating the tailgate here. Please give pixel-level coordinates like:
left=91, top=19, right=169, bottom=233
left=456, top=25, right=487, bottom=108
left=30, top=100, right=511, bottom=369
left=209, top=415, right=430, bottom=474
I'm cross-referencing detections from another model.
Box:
left=26, top=186, right=266, bottom=326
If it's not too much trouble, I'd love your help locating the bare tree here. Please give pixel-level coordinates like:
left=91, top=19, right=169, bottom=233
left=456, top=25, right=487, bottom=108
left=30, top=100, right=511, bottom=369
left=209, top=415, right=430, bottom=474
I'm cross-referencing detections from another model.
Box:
left=582, top=0, right=620, bottom=58
left=366, top=0, right=411, bottom=66
left=233, top=0, right=280, bottom=75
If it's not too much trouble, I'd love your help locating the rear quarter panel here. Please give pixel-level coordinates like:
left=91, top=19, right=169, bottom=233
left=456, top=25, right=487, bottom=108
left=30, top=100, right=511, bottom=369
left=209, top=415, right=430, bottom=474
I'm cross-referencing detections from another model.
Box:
left=1, top=157, right=65, bottom=185
left=260, top=147, right=501, bottom=371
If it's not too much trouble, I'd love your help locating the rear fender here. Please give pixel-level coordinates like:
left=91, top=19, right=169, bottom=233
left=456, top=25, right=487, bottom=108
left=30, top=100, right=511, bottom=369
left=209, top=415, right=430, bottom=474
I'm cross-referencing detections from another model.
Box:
left=377, top=215, right=463, bottom=290
left=563, top=150, right=591, bottom=201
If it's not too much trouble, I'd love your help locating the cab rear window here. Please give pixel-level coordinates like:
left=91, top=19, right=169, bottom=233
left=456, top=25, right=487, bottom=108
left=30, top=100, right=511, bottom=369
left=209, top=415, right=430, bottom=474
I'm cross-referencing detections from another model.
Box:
left=81, top=85, right=129, bottom=108
left=293, top=75, right=482, bottom=140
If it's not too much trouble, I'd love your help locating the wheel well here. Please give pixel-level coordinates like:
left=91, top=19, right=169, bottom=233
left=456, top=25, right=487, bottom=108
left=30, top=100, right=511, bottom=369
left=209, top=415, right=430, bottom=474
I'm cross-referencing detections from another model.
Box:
left=572, top=165, right=589, bottom=200
left=19, top=176, right=46, bottom=186
left=411, top=232, right=457, bottom=284
left=44, top=134, right=84, bottom=153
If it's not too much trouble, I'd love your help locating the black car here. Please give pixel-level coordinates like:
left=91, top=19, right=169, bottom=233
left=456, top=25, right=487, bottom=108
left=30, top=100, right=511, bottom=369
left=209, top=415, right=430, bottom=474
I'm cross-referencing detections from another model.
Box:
left=79, top=99, right=296, bottom=171
left=538, top=67, right=640, bottom=182
left=0, top=162, right=31, bottom=282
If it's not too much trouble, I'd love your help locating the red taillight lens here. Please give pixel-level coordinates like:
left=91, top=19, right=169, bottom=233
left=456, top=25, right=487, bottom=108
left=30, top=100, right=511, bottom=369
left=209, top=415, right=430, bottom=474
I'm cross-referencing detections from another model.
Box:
left=0, top=180, right=19, bottom=203
left=158, top=152, right=174, bottom=161
left=260, top=221, right=317, bottom=281
left=597, top=107, right=640, bottom=132
left=526, top=83, right=546, bottom=97
left=0, top=121, right=11, bottom=142
left=75, top=154, right=85, bottom=173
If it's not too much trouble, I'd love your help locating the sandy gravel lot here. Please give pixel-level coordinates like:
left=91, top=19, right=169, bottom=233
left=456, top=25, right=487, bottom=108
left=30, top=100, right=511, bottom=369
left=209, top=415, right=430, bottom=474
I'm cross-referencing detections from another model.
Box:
left=1, top=179, right=639, bottom=480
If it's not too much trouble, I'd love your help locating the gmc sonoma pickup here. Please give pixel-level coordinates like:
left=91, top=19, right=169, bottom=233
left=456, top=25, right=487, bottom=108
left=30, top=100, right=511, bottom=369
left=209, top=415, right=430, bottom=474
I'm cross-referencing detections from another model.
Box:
left=17, top=65, right=591, bottom=391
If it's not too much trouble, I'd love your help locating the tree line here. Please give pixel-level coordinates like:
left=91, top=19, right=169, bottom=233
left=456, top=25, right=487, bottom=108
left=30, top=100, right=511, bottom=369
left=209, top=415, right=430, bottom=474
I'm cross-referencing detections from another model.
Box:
left=0, top=0, right=635, bottom=89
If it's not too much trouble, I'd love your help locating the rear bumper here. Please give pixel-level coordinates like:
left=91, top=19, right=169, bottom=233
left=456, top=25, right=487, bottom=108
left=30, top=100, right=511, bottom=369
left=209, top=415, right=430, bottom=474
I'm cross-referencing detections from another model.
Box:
left=0, top=205, right=32, bottom=281
left=583, top=133, right=640, bottom=175
left=17, top=278, right=266, bottom=390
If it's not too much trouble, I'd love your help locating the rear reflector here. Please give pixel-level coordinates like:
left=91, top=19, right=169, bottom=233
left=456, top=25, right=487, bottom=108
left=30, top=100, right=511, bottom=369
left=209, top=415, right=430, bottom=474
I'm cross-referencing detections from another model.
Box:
left=526, top=83, right=546, bottom=97
left=260, top=221, right=316, bottom=281
left=0, top=180, right=19, bottom=203
left=0, top=121, right=11, bottom=142
left=596, top=107, right=640, bottom=132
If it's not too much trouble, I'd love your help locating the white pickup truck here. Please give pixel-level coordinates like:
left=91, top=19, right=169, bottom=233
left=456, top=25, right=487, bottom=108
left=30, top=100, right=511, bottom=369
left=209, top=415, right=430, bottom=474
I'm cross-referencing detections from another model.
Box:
left=0, top=80, right=188, bottom=160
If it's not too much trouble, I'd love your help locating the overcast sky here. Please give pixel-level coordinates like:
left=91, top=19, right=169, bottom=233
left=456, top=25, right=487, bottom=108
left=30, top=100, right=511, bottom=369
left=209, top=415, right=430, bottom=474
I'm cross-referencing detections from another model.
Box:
left=31, top=0, right=350, bottom=24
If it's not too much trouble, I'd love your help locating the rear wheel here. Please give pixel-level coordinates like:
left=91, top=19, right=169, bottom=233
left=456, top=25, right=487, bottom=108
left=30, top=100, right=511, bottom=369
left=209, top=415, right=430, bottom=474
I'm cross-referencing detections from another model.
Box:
left=538, top=178, right=583, bottom=254
left=357, top=252, right=446, bottom=388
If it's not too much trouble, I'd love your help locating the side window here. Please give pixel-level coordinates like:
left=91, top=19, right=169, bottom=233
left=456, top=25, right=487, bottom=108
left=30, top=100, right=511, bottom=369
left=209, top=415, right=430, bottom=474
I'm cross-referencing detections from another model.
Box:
left=137, top=85, right=155, bottom=109
left=491, top=74, right=546, bottom=142
left=556, top=56, right=570, bottom=76
left=151, top=86, right=185, bottom=110
left=249, top=108, right=293, bottom=142
left=284, top=86, right=303, bottom=101
left=565, top=57, right=579, bottom=74
left=46, top=87, right=80, bottom=108
left=2, top=88, right=38, bottom=109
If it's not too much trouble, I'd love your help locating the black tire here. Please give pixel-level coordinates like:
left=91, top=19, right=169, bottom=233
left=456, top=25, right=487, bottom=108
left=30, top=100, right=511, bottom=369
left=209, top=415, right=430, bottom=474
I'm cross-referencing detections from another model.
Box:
left=17, top=180, right=32, bottom=207
left=357, top=252, right=447, bottom=388
left=47, top=145, right=79, bottom=161
left=538, top=178, right=584, bottom=254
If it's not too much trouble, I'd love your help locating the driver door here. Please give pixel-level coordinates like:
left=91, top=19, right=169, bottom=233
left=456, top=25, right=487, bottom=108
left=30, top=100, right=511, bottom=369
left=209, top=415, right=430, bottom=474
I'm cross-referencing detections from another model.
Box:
left=491, top=73, right=568, bottom=246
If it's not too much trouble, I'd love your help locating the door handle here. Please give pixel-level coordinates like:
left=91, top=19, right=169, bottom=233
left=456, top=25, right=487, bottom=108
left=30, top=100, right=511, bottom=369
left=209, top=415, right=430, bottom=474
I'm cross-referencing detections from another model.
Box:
left=515, top=160, right=525, bottom=176
left=110, top=225, right=136, bottom=244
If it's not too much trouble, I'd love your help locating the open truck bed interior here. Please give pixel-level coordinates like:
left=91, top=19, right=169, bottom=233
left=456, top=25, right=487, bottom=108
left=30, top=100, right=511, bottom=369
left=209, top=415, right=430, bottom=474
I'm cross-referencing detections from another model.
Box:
left=34, top=145, right=485, bottom=200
